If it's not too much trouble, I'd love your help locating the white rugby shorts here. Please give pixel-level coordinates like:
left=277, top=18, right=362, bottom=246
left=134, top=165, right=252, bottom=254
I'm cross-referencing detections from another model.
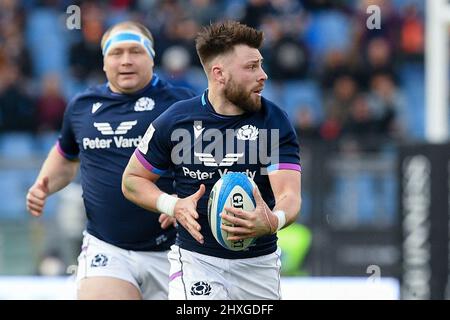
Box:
left=167, top=245, right=282, bottom=300
left=76, top=231, right=170, bottom=299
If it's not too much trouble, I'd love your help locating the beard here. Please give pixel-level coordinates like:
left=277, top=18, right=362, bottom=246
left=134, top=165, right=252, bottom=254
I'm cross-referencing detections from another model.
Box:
left=223, top=77, right=261, bottom=113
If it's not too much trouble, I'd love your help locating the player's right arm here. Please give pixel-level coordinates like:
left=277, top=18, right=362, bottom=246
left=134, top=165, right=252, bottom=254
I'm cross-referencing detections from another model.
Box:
left=27, top=97, right=80, bottom=217
left=121, top=152, right=166, bottom=213
left=26, top=146, right=79, bottom=217
left=122, top=103, right=206, bottom=244
left=122, top=152, right=205, bottom=244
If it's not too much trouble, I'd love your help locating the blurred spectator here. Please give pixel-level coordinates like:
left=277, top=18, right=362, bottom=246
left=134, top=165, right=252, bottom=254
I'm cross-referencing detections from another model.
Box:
left=263, top=17, right=309, bottom=80
left=271, top=36, right=309, bottom=80
left=367, top=72, right=405, bottom=138
left=0, top=0, right=26, bottom=28
left=341, top=94, right=395, bottom=151
left=294, top=107, right=321, bottom=143
left=319, top=50, right=355, bottom=90
left=36, top=73, right=66, bottom=132
left=0, top=64, right=36, bottom=133
left=319, top=109, right=342, bottom=141
left=357, top=37, right=398, bottom=89
left=0, top=0, right=32, bottom=77
left=69, top=3, right=105, bottom=83
left=157, top=17, right=201, bottom=68
left=324, top=73, right=358, bottom=124
left=160, top=45, right=198, bottom=90
left=319, top=72, right=360, bottom=142
left=1, top=21, right=33, bottom=78
left=142, top=0, right=184, bottom=34
left=241, top=0, right=275, bottom=28
left=400, top=3, right=424, bottom=61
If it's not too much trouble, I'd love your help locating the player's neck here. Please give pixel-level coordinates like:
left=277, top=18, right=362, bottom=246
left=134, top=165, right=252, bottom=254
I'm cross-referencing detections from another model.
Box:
left=207, top=90, right=244, bottom=116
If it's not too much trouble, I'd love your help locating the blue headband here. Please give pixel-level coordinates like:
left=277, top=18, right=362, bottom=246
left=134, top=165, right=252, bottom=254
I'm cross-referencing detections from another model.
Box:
left=102, top=31, right=155, bottom=58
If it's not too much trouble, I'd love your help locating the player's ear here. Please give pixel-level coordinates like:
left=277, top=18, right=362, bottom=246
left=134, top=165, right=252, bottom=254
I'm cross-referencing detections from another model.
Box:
left=211, top=64, right=225, bottom=85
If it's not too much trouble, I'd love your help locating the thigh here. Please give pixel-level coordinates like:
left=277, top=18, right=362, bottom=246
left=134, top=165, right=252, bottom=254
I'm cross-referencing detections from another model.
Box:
left=78, top=277, right=141, bottom=300
left=167, top=245, right=230, bottom=300
left=230, top=248, right=282, bottom=300
left=138, top=250, right=171, bottom=300
left=76, top=233, right=140, bottom=298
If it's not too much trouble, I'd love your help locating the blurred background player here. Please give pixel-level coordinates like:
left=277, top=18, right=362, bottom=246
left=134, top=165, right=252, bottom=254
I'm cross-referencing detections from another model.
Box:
left=122, top=21, right=301, bottom=299
left=26, top=21, right=195, bottom=299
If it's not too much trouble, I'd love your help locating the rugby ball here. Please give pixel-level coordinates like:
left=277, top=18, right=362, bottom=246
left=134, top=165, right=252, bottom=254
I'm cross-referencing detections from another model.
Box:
left=207, top=172, right=257, bottom=251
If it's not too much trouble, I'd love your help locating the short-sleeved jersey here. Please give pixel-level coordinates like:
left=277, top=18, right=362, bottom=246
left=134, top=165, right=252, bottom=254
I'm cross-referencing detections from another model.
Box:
left=58, top=76, right=196, bottom=251
left=135, top=90, right=301, bottom=259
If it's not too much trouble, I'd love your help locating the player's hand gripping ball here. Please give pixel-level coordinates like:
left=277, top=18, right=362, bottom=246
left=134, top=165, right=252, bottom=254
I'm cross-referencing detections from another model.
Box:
left=207, top=172, right=257, bottom=251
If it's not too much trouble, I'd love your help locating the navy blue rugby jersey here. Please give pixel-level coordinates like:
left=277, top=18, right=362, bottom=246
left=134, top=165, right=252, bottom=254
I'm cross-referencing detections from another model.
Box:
left=135, top=90, right=301, bottom=259
left=57, top=75, right=196, bottom=251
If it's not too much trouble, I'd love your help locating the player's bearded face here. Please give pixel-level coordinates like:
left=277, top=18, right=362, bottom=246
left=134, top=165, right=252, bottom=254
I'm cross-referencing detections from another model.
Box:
left=224, top=75, right=262, bottom=113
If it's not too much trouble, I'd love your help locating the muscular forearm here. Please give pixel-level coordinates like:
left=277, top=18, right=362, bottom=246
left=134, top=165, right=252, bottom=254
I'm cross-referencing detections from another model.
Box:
left=36, top=146, right=79, bottom=195
left=122, top=165, right=163, bottom=214
left=272, top=191, right=301, bottom=227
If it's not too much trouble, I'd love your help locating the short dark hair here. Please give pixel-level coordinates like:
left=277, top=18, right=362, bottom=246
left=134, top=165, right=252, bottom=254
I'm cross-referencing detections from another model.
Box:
left=195, top=21, right=264, bottom=67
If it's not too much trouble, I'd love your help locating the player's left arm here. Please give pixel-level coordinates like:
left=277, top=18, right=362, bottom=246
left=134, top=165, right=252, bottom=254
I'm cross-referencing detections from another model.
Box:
left=222, top=170, right=301, bottom=240
left=268, top=169, right=301, bottom=229
left=222, top=106, right=301, bottom=239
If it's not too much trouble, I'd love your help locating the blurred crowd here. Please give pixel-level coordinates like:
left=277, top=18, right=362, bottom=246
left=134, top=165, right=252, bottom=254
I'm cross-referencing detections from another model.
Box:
left=0, top=0, right=425, bottom=150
